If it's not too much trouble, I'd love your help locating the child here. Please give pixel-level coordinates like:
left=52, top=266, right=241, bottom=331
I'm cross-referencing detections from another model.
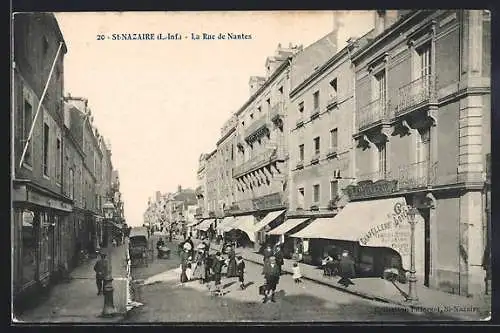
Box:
left=235, top=255, right=246, bottom=290
left=292, top=262, right=303, bottom=284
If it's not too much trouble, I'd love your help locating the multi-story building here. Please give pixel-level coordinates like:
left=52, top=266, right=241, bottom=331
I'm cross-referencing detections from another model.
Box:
left=288, top=27, right=352, bottom=216
left=226, top=43, right=302, bottom=247
left=195, top=154, right=208, bottom=219
left=12, top=13, right=71, bottom=307
left=205, top=149, right=219, bottom=217
left=217, top=115, right=237, bottom=213
left=346, top=10, right=489, bottom=296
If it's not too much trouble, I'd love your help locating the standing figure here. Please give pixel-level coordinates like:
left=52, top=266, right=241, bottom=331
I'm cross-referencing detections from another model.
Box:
left=225, top=245, right=237, bottom=278
left=338, top=250, right=356, bottom=287
left=192, top=249, right=206, bottom=283
left=180, top=245, right=191, bottom=285
left=262, top=256, right=281, bottom=303
left=274, top=245, right=284, bottom=276
left=210, top=252, right=225, bottom=295
left=235, top=255, right=246, bottom=290
left=292, top=262, right=303, bottom=284
left=93, top=252, right=106, bottom=295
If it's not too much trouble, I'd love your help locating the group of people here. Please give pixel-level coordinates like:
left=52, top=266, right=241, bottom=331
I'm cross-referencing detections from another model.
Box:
left=175, top=238, right=246, bottom=296
left=322, top=250, right=356, bottom=287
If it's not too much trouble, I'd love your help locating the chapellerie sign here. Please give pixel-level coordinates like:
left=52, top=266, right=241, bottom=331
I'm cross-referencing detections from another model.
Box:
left=342, top=179, right=398, bottom=200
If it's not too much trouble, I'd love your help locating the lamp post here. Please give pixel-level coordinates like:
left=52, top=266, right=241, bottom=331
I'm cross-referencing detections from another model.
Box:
left=101, top=200, right=117, bottom=317
left=406, top=206, right=419, bottom=302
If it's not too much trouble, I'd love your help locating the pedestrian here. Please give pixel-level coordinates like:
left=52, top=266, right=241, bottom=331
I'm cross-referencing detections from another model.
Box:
left=192, top=249, right=206, bottom=283
left=226, top=244, right=237, bottom=278
left=338, top=250, right=356, bottom=287
left=292, top=262, right=303, bottom=284
left=156, top=237, right=165, bottom=258
left=180, top=245, right=191, bottom=286
left=235, top=255, right=246, bottom=290
left=210, top=252, right=225, bottom=295
left=262, top=256, right=280, bottom=303
left=274, top=245, right=284, bottom=275
left=93, top=252, right=106, bottom=295
left=185, top=262, right=193, bottom=281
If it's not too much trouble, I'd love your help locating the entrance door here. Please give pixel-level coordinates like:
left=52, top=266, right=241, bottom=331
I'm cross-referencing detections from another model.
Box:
left=420, top=208, right=431, bottom=287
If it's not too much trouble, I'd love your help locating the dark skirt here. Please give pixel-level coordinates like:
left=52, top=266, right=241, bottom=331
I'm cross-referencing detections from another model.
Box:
left=214, top=273, right=222, bottom=285
left=265, top=276, right=279, bottom=291
left=180, top=271, right=188, bottom=283
left=226, top=258, right=237, bottom=277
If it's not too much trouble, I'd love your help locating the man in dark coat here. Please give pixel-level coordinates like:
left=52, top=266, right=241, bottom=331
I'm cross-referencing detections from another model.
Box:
left=338, top=250, right=356, bottom=287
left=236, top=256, right=246, bottom=290
left=93, top=252, right=106, bottom=295
left=262, top=256, right=281, bottom=303
left=211, top=252, right=225, bottom=295
left=274, top=245, right=284, bottom=275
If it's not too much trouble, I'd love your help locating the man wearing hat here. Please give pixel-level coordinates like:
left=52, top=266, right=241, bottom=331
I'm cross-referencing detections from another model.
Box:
left=93, top=251, right=107, bottom=295
left=338, top=250, right=356, bottom=287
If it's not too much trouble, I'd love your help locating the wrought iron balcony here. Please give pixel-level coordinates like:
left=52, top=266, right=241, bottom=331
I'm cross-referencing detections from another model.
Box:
left=396, top=74, right=436, bottom=117
left=233, top=199, right=254, bottom=212
left=356, top=160, right=438, bottom=191
left=295, top=160, right=304, bottom=170
left=270, top=102, right=284, bottom=122
left=244, top=114, right=269, bottom=141
left=232, top=148, right=277, bottom=178
left=396, top=161, right=438, bottom=190
left=357, top=98, right=390, bottom=131
left=252, top=192, right=285, bottom=211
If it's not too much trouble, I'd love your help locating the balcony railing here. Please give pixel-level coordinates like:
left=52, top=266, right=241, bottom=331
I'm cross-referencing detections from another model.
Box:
left=244, top=114, right=269, bottom=140
left=296, top=160, right=304, bottom=169
left=326, top=147, right=338, bottom=159
left=356, top=160, right=439, bottom=191
left=396, top=160, right=438, bottom=190
left=270, top=102, right=284, bottom=121
left=396, top=74, right=436, bottom=116
left=233, top=149, right=276, bottom=178
left=252, top=192, right=284, bottom=211
left=357, top=98, right=389, bottom=131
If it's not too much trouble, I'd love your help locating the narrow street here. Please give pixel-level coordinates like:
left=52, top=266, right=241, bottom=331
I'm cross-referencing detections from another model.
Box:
left=126, top=236, right=457, bottom=322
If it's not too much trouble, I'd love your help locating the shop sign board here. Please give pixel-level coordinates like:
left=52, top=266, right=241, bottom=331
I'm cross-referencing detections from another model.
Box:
left=358, top=200, right=424, bottom=273
left=343, top=179, right=398, bottom=200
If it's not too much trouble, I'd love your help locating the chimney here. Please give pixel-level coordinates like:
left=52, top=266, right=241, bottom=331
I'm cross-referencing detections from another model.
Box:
left=373, top=10, right=399, bottom=37
left=178, top=185, right=182, bottom=193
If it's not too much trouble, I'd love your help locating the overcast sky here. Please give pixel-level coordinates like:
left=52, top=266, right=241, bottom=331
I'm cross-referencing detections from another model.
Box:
left=54, top=11, right=374, bottom=226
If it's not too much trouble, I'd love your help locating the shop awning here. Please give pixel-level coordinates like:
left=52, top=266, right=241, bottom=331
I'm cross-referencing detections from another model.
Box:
left=195, top=219, right=214, bottom=231
left=290, top=197, right=425, bottom=271
left=216, top=216, right=236, bottom=232
left=187, top=220, right=201, bottom=227
left=251, top=210, right=285, bottom=233
left=229, top=215, right=256, bottom=242
left=267, top=218, right=310, bottom=236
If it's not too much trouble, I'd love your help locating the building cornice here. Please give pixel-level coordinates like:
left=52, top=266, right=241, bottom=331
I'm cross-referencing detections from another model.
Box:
left=235, top=58, right=291, bottom=117
left=352, top=10, right=431, bottom=64
left=216, top=126, right=236, bottom=146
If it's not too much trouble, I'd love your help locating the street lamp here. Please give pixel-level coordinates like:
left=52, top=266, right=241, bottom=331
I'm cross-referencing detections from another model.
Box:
left=406, top=205, right=419, bottom=302
left=101, top=200, right=117, bottom=317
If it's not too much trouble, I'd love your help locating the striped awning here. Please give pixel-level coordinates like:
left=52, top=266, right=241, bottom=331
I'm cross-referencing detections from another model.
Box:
left=251, top=210, right=285, bottom=233
left=229, top=215, right=256, bottom=242
left=216, top=216, right=237, bottom=232
left=267, top=218, right=310, bottom=236
left=195, top=218, right=214, bottom=231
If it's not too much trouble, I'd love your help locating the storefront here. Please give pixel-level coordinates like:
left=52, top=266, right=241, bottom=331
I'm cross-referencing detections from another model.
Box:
left=252, top=209, right=286, bottom=246
left=291, top=197, right=426, bottom=281
left=266, top=217, right=312, bottom=259
left=227, top=215, right=256, bottom=249
left=12, top=181, right=73, bottom=306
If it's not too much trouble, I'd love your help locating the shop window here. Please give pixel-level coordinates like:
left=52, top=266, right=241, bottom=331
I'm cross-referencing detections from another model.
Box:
left=21, top=210, right=37, bottom=286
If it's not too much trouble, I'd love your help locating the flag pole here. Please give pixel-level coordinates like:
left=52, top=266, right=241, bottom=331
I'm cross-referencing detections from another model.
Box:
left=18, top=41, right=63, bottom=169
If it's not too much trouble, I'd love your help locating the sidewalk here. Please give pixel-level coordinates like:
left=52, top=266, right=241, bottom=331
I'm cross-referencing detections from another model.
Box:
left=15, top=244, right=130, bottom=323
left=237, top=247, right=491, bottom=321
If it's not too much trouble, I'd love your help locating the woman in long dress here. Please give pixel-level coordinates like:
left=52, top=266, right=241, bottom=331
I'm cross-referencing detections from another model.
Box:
left=225, top=244, right=237, bottom=278
left=192, top=249, right=206, bottom=283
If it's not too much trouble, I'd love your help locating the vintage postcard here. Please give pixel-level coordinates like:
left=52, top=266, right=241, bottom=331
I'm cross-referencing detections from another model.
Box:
left=11, top=10, right=491, bottom=323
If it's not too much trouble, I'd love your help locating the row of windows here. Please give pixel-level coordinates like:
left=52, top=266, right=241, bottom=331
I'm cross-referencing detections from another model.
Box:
left=298, top=128, right=338, bottom=160
left=296, top=180, right=339, bottom=207
left=297, top=78, right=337, bottom=115
left=241, top=86, right=283, bottom=127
